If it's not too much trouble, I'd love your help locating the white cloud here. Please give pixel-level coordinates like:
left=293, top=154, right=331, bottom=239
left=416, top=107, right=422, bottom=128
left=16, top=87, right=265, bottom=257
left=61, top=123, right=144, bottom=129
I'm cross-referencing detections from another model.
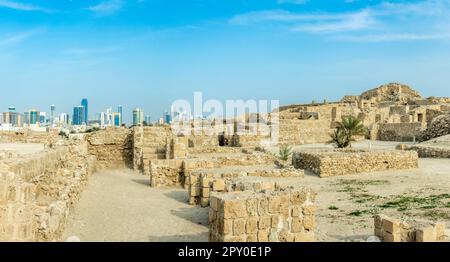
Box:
left=88, top=0, right=124, bottom=16
left=0, top=29, right=44, bottom=48
left=0, top=0, right=53, bottom=13
left=229, top=0, right=450, bottom=42
left=292, top=10, right=376, bottom=33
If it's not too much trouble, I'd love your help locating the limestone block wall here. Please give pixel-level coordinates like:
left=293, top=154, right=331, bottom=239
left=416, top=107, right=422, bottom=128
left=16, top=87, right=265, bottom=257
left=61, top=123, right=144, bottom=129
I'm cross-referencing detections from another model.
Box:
left=374, top=215, right=447, bottom=242
left=86, top=128, right=133, bottom=170
left=279, top=119, right=333, bottom=145
left=0, top=172, right=35, bottom=242
left=188, top=173, right=283, bottom=207
left=208, top=187, right=316, bottom=242
left=133, top=126, right=170, bottom=173
left=184, top=152, right=277, bottom=171
left=407, top=145, right=450, bottom=158
left=148, top=159, right=184, bottom=188
left=376, top=123, right=423, bottom=142
left=0, top=142, right=97, bottom=242
left=292, top=150, right=418, bottom=177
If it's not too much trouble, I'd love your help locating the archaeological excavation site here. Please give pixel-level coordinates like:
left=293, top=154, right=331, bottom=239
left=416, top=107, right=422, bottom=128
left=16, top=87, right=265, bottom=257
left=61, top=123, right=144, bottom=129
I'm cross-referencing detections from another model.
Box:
left=1, top=83, right=449, bottom=243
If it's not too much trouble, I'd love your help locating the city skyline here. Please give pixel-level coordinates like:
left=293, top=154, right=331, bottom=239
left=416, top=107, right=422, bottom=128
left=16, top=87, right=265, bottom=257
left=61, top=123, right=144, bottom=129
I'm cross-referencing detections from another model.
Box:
left=1, top=0, right=450, bottom=122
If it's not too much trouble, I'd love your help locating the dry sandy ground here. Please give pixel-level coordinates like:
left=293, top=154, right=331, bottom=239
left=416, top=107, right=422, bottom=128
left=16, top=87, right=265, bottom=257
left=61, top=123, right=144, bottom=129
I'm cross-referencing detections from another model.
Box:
left=0, top=143, right=45, bottom=155
left=62, top=169, right=209, bottom=242
left=63, top=159, right=449, bottom=242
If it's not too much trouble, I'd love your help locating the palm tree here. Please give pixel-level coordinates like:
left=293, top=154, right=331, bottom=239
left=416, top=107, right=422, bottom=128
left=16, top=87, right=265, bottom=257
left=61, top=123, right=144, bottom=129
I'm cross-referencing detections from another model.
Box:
left=330, top=116, right=366, bottom=148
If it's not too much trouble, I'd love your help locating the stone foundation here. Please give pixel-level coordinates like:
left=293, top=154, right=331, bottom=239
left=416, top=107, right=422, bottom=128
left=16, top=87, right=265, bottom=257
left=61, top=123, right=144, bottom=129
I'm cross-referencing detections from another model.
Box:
left=374, top=215, right=447, bottom=242
left=188, top=168, right=304, bottom=207
left=292, top=149, right=418, bottom=177
left=209, top=186, right=316, bottom=242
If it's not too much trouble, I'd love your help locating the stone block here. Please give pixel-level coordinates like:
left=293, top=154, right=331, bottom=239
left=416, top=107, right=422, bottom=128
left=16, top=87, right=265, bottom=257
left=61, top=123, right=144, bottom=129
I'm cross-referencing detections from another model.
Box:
left=382, top=218, right=400, bottom=234
left=246, top=199, right=258, bottom=216
left=223, top=200, right=247, bottom=219
left=247, top=234, right=257, bottom=242
left=268, top=196, right=281, bottom=213
left=303, top=214, right=315, bottom=231
left=291, top=218, right=303, bottom=233
left=416, top=227, right=437, bottom=242
left=212, top=179, right=225, bottom=192
left=294, top=231, right=315, bottom=242
left=257, top=230, right=269, bottom=242
left=233, top=219, right=246, bottom=236
left=292, top=206, right=302, bottom=217
left=246, top=217, right=258, bottom=234
left=258, top=216, right=271, bottom=230
left=258, top=198, right=268, bottom=216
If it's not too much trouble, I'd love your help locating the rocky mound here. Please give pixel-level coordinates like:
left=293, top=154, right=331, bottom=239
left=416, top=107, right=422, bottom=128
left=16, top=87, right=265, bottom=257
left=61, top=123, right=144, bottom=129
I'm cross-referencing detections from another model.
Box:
left=359, top=83, right=422, bottom=103
left=418, top=114, right=450, bottom=142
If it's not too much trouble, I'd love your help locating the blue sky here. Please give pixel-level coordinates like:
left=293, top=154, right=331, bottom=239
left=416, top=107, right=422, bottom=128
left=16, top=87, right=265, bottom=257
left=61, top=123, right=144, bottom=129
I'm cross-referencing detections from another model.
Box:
left=1, top=0, right=450, bottom=123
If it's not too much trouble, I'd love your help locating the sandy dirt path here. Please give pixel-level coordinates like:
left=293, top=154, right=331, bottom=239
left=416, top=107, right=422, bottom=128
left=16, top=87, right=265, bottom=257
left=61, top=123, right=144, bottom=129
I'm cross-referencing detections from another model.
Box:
left=63, top=169, right=209, bottom=242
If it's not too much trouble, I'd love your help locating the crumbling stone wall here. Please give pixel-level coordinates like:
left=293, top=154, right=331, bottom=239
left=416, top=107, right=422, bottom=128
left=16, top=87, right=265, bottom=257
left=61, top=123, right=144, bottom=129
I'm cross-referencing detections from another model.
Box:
left=86, top=128, right=133, bottom=170
left=376, top=123, right=423, bottom=141
left=148, top=159, right=184, bottom=188
left=0, top=141, right=97, bottom=242
left=0, top=173, right=35, bottom=242
left=279, top=119, right=333, bottom=145
left=133, top=126, right=170, bottom=173
left=374, top=215, right=447, bottom=242
left=208, top=186, right=316, bottom=242
left=188, top=173, right=297, bottom=207
left=418, top=114, right=450, bottom=142
left=292, top=150, right=418, bottom=177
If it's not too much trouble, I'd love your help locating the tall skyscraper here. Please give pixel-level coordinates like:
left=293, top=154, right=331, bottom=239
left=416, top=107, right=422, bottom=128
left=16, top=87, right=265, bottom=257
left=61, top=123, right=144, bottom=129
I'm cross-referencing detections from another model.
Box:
left=117, top=105, right=123, bottom=126
left=29, top=109, right=39, bottom=125
left=81, top=98, right=88, bottom=124
left=144, top=115, right=151, bottom=125
left=133, top=108, right=144, bottom=126
left=113, top=112, right=121, bottom=127
left=164, top=111, right=172, bottom=124
left=50, top=104, right=56, bottom=124
left=73, top=106, right=85, bottom=125
left=59, top=113, right=69, bottom=125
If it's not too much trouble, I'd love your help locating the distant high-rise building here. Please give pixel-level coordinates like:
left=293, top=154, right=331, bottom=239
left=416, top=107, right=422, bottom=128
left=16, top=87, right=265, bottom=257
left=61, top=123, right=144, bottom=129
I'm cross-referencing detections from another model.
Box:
left=29, top=109, right=39, bottom=125
left=133, top=108, right=144, bottom=126
left=39, top=112, right=46, bottom=124
left=164, top=111, right=172, bottom=124
left=59, top=113, right=69, bottom=125
left=113, top=112, right=122, bottom=127
left=117, top=105, right=123, bottom=125
left=23, top=112, right=30, bottom=125
left=50, top=104, right=56, bottom=123
left=73, top=106, right=85, bottom=125
left=144, top=115, right=151, bottom=125
left=81, top=98, right=88, bottom=123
